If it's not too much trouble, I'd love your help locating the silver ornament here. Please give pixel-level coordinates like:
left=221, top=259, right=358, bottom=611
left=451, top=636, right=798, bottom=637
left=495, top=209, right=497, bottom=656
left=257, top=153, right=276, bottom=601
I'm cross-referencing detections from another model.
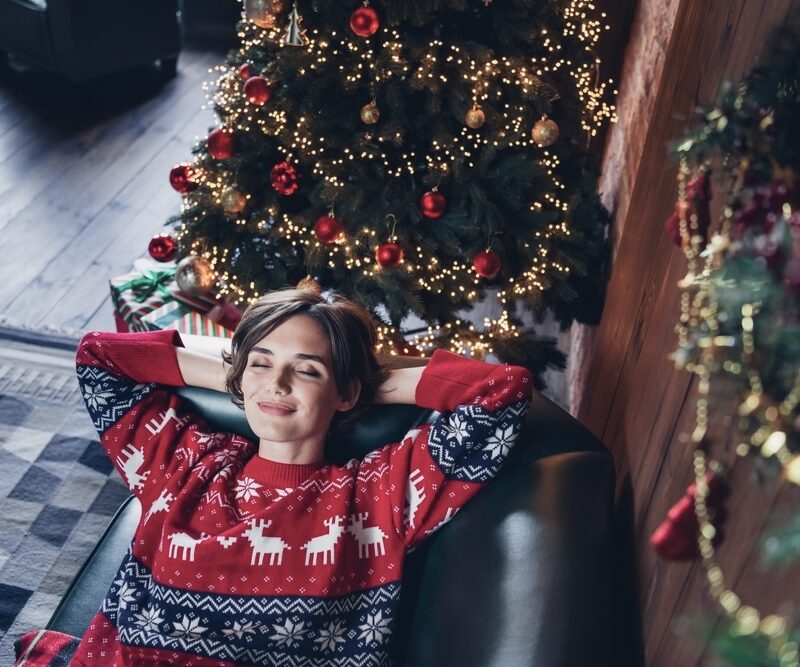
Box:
left=175, top=255, right=217, bottom=296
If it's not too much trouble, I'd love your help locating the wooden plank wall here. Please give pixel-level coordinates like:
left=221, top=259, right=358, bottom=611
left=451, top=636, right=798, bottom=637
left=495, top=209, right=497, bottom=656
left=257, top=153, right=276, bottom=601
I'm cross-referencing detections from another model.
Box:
left=579, top=1, right=800, bottom=664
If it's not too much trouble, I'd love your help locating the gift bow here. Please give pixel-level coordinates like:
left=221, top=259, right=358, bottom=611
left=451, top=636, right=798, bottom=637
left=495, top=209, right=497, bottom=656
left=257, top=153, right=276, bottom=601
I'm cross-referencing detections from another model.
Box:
left=118, top=270, right=175, bottom=303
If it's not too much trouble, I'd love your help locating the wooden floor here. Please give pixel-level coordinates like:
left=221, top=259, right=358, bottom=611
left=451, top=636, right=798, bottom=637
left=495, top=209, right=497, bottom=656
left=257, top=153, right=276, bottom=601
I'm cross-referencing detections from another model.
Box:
left=0, top=40, right=226, bottom=336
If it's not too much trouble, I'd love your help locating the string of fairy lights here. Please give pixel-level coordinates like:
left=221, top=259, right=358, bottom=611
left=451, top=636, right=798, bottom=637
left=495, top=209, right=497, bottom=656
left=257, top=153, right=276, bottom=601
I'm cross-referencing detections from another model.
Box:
left=176, top=0, right=617, bottom=357
left=674, top=154, right=800, bottom=664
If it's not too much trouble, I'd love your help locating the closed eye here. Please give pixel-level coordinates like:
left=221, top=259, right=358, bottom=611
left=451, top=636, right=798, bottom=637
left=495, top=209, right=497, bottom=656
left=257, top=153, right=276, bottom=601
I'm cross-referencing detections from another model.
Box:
left=298, top=369, right=320, bottom=377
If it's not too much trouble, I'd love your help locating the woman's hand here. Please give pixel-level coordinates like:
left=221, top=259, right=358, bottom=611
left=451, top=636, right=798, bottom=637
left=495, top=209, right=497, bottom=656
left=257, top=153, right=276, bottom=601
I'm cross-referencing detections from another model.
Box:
left=176, top=346, right=229, bottom=393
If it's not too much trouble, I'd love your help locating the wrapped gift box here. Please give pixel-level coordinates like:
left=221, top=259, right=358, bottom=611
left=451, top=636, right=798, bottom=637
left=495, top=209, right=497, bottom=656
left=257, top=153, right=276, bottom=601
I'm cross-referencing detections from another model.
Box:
left=141, top=301, right=233, bottom=338
left=110, top=262, right=241, bottom=333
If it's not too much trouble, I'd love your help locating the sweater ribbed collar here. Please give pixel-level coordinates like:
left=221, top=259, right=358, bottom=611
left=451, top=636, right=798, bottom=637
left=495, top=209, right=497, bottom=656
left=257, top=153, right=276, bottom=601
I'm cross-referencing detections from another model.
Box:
left=243, top=455, right=327, bottom=488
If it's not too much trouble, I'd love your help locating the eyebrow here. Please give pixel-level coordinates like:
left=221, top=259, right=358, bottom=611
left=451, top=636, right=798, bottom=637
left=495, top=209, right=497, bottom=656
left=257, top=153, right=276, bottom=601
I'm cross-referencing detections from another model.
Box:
left=249, top=347, right=326, bottom=364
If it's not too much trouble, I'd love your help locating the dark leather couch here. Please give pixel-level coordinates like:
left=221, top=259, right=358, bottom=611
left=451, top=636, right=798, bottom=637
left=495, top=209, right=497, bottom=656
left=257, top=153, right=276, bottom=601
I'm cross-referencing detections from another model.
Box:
left=46, top=386, right=619, bottom=665
left=0, top=0, right=181, bottom=82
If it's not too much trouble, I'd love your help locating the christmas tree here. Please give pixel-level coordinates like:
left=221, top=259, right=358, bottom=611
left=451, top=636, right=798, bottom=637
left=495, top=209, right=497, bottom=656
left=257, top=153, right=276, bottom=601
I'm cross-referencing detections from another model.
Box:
left=166, top=0, right=616, bottom=382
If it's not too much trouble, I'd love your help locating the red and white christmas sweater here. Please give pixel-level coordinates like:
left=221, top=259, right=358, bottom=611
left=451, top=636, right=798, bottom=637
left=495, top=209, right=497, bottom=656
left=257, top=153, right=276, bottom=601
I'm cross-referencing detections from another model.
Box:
left=19, top=329, right=532, bottom=666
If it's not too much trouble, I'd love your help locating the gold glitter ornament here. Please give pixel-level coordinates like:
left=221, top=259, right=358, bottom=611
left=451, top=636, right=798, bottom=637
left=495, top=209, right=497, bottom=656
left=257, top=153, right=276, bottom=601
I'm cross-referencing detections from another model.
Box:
left=465, top=106, right=486, bottom=129
left=175, top=255, right=217, bottom=296
left=244, top=0, right=284, bottom=29
left=360, top=101, right=380, bottom=125
left=221, top=187, right=247, bottom=214
left=297, top=275, right=322, bottom=293
left=531, top=117, right=560, bottom=147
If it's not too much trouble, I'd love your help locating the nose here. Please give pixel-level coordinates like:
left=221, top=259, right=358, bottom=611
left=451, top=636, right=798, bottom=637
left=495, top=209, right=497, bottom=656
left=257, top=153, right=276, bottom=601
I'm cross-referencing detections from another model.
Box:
left=268, top=366, right=291, bottom=397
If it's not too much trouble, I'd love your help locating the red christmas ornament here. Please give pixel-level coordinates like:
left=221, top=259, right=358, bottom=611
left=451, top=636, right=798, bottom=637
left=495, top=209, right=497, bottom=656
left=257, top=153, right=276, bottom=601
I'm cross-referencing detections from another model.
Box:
left=375, top=242, right=403, bottom=268
left=665, top=172, right=711, bottom=247
left=314, top=215, right=343, bottom=243
left=169, top=163, right=198, bottom=194
left=238, top=63, right=255, bottom=80
left=650, top=472, right=729, bottom=560
left=207, top=128, right=235, bottom=160
left=350, top=6, right=380, bottom=37
left=244, top=76, right=272, bottom=105
left=148, top=234, right=178, bottom=262
left=270, top=162, right=300, bottom=195
left=472, top=249, right=501, bottom=279
left=420, top=190, right=446, bottom=219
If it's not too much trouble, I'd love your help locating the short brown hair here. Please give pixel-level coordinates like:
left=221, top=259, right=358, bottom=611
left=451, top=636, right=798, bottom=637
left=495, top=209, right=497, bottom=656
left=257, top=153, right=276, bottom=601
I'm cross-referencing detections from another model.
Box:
left=222, top=288, right=389, bottom=429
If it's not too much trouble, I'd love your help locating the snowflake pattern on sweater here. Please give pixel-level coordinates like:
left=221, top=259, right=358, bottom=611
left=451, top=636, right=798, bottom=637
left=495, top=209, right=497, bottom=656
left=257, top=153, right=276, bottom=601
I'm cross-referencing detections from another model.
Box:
left=22, top=329, right=531, bottom=666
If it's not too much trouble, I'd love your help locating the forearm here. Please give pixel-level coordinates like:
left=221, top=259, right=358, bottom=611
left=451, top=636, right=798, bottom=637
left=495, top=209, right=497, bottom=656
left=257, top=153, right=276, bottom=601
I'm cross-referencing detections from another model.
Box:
left=176, top=347, right=228, bottom=393
left=375, top=366, right=426, bottom=405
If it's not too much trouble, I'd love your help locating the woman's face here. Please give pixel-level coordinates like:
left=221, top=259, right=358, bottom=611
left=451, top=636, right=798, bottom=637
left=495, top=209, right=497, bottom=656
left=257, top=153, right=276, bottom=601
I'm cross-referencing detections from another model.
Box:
left=240, top=315, right=357, bottom=456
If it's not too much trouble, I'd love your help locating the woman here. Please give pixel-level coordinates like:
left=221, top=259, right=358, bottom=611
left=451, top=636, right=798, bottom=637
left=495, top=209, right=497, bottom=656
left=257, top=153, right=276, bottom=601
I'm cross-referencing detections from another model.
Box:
left=17, top=288, right=532, bottom=666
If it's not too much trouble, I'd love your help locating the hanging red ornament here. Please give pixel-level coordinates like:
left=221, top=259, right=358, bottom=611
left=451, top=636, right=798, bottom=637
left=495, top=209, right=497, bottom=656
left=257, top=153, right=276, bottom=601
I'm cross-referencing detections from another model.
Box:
left=271, top=161, right=300, bottom=195
left=314, top=215, right=343, bottom=243
left=649, top=472, right=730, bottom=560
left=244, top=76, right=272, bottom=105
left=375, top=242, right=403, bottom=268
left=169, top=164, right=198, bottom=194
left=472, top=249, right=501, bottom=279
left=207, top=128, right=235, bottom=160
left=665, top=171, right=712, bottom=248
left=350, top=5, right=380, bottom=37
left=148, top=234, right=177, bottom=262
left=420, top=190, right=446, bottom=219
left=238, top=63, right=255, bottom=80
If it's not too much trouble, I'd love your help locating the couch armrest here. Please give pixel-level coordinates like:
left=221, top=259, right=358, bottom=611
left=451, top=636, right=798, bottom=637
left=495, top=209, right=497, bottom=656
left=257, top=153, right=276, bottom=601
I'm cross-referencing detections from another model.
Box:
left=46, top=496, right=141, bottom=638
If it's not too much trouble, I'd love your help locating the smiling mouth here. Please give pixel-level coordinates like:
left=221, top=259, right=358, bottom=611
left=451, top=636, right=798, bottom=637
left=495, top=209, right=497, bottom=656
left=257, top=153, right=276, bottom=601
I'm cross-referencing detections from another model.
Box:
left=257, top=402, right=296, bottom=416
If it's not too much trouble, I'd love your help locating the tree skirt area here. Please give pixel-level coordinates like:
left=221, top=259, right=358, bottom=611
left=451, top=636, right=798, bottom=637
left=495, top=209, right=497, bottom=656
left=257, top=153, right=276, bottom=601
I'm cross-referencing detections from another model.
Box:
left=0, top=325, right=128, bottom=665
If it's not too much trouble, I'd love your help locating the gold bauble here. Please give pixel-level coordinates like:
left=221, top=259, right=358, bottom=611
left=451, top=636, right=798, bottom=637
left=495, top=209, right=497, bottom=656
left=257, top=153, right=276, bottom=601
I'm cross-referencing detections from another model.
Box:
left=531, top=117, right=560, bottom=147
left=297, top=275, right=322, bottom=293
left=360, top=101, right=380, bottom=125
left=465, top=106, right=486, bottom=129
left=221, top=187, right=247, bottom=214
left=175, top=255, right=217, bottom=296
left=244, top=0, right=284, bottom=29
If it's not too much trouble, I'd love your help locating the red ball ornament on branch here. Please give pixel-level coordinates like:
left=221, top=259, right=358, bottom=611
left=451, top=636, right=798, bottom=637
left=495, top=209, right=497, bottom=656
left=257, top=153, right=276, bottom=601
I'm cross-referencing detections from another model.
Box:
left=649, top=472, right=729, bottom=560
left=238, top=63, right=255, bottom=80
left=148, top=234, right=177, bottom=262
left=169, top=163, right=198, bottom=194
left=350, top=6, right=380, bottom=37
left=207, top=128, right=235, bottom=160
left=244, top=76, right=272, bottom=105
left=314, top=215, right=343, bottom=243
left=420, top=190, right=446, bottom=219
left=271, top=161, right=300, bottom=195
left=375, top=242, right=403, bottom=268
left=473, top=249, right=501, bottom=279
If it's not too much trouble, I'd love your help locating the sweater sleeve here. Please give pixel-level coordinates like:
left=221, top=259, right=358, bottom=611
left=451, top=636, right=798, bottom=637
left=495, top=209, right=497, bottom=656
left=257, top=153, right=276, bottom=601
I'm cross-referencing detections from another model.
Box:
left=355, top=348, right=532, bottom=550
left=75, top=330, right=203, bottom=508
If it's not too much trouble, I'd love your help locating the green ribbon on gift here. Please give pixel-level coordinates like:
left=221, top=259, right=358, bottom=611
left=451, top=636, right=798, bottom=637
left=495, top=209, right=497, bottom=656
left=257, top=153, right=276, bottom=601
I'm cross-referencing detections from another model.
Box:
left=117, top=270, right=175, bottom=303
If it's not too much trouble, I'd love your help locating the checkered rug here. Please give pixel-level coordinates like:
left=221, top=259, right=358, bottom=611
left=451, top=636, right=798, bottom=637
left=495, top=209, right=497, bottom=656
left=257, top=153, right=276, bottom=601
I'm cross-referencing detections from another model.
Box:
left=0, top=327, right=128, bottom=665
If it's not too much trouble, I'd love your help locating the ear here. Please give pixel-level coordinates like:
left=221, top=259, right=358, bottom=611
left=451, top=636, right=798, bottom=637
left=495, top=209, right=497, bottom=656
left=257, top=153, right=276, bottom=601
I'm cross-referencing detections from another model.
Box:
left=336, top=379, right=361, bottom=412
